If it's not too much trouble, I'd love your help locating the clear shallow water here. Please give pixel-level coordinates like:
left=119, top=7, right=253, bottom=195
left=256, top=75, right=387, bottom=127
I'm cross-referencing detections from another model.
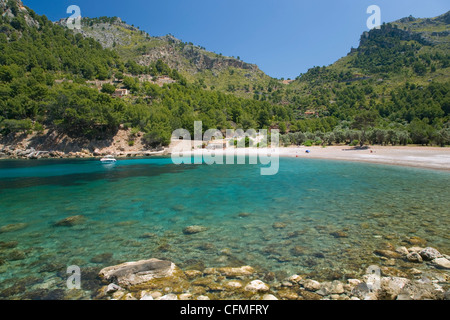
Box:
left=0, top=157, right=449, bottom=299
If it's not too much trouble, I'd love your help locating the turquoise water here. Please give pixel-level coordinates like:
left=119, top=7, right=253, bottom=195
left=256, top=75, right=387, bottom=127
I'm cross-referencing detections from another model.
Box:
left=0, top=157, right=449, bottom=299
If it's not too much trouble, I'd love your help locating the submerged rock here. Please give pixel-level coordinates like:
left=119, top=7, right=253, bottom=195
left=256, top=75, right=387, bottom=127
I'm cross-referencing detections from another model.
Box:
left=0, top=241, right=18, bottom=249
left=330, top=231, right=348, bottom=238
left=395, top=247, right=409, bottom=256
left=0, top=223, right=28, bottom=233
left=290, top=246, right=306, bottom=256
left=378, top=277, right=410, bottom=300
left=407, top=236, right=427, bottom=246
left=158, top=294, right=178, bottom=300
left=419, top=247, right=442, bottom=261
left=205, top=266, right=255, bottom=277
left=262, top=294, right=278, bottom=300
left=182, top=225, right=207, bottom=235
left=431, top=257, right=450, bottom=270
left=374, top=249, right=402, bottom=259
left=54, top=215, right=86, bottom=227
left=406, top=252, right=423, bottom=263
left=90, top=253, right=114, bottom=264
left=238, top=212, right=251, bottom=218
left=272, top=222, right=287, bottom=229
left=302, top=279, right=321, bottom=292
left=244, top=280, right=270, bottom=292
left=99, top=258, right=176, bottom=287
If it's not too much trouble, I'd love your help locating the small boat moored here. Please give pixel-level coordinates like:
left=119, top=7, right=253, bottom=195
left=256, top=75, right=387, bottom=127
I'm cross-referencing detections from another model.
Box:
left=100, top=155, right=117, bottom=163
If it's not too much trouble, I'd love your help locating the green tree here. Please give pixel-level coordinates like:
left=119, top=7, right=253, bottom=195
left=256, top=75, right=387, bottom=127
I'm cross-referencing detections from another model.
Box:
left=101, top=83, right=116, bottom=94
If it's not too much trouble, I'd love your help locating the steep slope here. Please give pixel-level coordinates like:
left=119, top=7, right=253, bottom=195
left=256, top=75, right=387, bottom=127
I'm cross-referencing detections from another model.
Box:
left=57, top=16, right=275, bottom=98
left=1, top=0, right=293, bottom=152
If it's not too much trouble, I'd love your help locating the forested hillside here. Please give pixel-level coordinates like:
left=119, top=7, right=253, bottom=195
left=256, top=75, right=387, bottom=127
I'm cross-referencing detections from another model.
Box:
left=0, top=0, right=291, bottom=147
left=0, top=0, right=449, bottom=149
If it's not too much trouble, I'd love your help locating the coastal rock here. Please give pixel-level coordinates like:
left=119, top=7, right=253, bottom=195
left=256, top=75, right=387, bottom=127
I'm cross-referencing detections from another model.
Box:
left=431, top=257, right=450, bottom=270
left=347, top=279, right=361, bottom=287
left=408, top=246, right=424, bottom=253
left=288, top=275, right=303, bottom=284
left=316, top=281, right=344, bottom=296
left=7, top=250, right=26, bottom=261
left=406, top=252, right=423, bottom=263
left=0, top=241, right=18, bottom=249
left=397, top=281, right=445, bottom=300
left=238, top=212, right=251, bottom=218
left=407, top=236, right=427, bottom=246
left=54, top=215, right=86, bottom=227
left=352, top=283, right=374, bottom=300
left=262, top=294, right=278, bottom=300
left=395, top=247, right=409, bottom=256
left=182, top=225, right=207, bottom=235
left=272, top=222, right=287, bottom=229
left=106, top=283, right=122, bottom=294
left=330, top=281, right=345, bottom=294
left=302, top=279, right=321, bottom=291
left=0, top=223, right=28, bottom=233
left=90, top=253, right=114, bottom=264
left=277, top=289, right=299, bottom=300
left=300, top=290, right=322, bottom=300
left=374, top=249, right=402, bottom=259
left=290, top=246, right=306, bottom=256
left=158, top=294, right=178, bottom=300
left=378, top=277, right=410, bottom=300
left=184, top=270, right=202, bottom=279
left=99, top=258, right=176, bottom=287
left=419, top=247, right=442, bottom=261
left=244, top=280, right=270, bottom=292
left=224, top=281, right=243, bottom=290
left=210, top=266, right=255, bottom=277
left=330, top=231, right=348, bottom=238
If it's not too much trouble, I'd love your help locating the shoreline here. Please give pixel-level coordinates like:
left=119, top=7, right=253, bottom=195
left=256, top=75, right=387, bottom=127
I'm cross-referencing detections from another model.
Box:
left=1, top=145, right=450, bottom=171
left=170, top=145, right=450, bottom=172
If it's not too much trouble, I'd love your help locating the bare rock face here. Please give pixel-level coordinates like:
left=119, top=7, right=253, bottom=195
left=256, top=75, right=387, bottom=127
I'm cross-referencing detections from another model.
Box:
left=99, top=258, right=176, bottom=287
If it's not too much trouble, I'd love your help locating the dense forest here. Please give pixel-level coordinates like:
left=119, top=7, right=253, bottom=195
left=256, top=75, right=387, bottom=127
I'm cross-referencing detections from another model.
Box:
left=0, top=1, right=449, bottom=148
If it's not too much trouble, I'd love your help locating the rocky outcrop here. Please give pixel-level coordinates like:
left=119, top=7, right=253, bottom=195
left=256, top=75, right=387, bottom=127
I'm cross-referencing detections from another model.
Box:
left=99, top=258, right=177, bottom=287
left=95, top=253, right=449, bottom=301
left=0, top=128, right=167, bottom=160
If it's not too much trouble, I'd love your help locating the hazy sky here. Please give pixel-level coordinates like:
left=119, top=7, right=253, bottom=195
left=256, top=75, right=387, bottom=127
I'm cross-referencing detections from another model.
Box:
left=23, top=0, right=450, bottom=79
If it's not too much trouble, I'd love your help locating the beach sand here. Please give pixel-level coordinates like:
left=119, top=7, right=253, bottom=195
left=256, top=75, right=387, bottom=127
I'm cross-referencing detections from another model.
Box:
left=278, top=145, right=450, bottom=171
left=170, top=141, right=450, bottom=171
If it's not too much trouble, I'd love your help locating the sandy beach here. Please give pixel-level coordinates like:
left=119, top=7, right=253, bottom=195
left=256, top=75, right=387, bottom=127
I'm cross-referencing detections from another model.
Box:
left=170, top=141, right=450, bottom=171
left=278, top=145, right=450, bottom=171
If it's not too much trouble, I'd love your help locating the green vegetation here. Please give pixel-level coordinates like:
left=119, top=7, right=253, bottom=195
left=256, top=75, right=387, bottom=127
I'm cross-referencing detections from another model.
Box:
left=0, top=2, right=449, bottom=148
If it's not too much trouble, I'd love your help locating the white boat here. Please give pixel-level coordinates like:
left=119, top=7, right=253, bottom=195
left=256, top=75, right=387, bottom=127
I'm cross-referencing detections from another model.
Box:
left=100, top=155, right=117, bottom=163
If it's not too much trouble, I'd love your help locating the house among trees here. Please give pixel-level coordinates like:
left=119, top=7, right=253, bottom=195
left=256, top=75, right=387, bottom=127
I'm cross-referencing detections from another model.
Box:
left=112, top=88, right=129, bottom=98
left=304, top=110, right=318, bottom=117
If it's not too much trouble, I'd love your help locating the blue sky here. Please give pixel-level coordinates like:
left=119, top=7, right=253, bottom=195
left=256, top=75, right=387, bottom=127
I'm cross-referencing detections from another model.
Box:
left=23, top=0, right=450, bottom=79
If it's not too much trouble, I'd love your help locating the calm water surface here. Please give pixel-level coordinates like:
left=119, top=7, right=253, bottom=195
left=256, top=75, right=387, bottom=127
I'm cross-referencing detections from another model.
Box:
left=0, top=157, right=449, bottom=299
